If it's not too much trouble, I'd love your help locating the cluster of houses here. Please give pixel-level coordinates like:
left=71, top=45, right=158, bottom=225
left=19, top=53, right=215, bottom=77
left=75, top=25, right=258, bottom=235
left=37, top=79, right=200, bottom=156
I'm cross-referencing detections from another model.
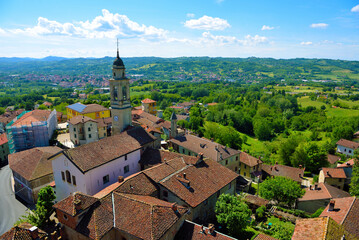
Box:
left=1, top=51, right=359, bottom=240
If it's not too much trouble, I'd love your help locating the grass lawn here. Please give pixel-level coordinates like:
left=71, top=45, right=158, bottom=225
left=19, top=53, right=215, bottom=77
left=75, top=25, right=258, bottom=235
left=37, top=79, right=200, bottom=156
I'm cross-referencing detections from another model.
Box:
left=239, top=132, right=269, bottom=157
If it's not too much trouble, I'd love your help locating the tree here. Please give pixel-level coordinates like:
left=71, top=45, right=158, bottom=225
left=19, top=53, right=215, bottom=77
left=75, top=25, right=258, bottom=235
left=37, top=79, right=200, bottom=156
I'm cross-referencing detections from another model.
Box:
left=350, top=159, right=359, bottom=196
left=259, top=176, right=305, bottom=207
left=17, top=186, right=56, bottom=228
left=215, top=194, right=251, bottom=236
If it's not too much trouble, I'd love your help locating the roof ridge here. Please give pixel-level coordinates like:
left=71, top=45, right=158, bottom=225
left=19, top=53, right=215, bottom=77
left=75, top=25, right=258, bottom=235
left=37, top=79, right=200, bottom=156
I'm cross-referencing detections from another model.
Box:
left=160, top=165, right=191, bottom=183
left=322, top=183, right=332, bottom=198
left=341, top=197, right=357, bottom=225
left=322, top=216, right=329, bottom=240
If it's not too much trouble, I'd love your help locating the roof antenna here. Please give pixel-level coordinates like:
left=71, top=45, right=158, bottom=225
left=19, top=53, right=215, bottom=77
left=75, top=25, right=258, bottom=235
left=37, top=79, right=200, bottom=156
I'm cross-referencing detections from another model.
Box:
left=116, top=38, right=119, bottom=58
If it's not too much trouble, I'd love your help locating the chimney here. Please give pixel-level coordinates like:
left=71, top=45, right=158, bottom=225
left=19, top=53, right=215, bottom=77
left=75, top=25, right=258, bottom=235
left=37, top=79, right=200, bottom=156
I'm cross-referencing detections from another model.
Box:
left=329, top=200, right=335, bottom=211
left=208, top=224, right=215, bottom=235
left=118, top=176, right=124, bottom=183
left=171, top=203, right=178, bottom=212
left=200, top=225, right=204, bottom=234
left=314, top=184, right=318, bottom=190
left=74, top=198, right=82, bottom=212
left=29, top=226, right=38, bottom=239
left=309, top=185, right=312, bottom=190
left=299, top=173, right=302, bottom=178
left=183, top=173, right=187, bottom=179
left=299, top=164, right=303, bottom=169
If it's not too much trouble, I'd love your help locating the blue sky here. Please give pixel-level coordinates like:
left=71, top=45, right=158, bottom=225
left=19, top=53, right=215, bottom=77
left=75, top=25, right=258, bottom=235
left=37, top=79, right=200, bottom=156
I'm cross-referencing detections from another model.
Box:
left=0, top=0, right=358, bottom=59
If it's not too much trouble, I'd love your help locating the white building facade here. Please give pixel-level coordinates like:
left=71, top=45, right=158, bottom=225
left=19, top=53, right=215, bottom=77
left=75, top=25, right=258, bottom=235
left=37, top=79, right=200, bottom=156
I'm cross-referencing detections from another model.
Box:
left=52, top=149, right=141, bottom=201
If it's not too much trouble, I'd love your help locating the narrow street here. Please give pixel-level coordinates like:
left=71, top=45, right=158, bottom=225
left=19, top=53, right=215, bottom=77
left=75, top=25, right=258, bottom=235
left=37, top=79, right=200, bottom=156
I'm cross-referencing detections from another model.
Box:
left=0, top=165, right=29, bottom=235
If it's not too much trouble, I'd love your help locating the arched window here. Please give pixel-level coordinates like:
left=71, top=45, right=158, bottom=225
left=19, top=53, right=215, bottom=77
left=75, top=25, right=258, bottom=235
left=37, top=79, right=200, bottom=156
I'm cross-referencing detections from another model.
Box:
left=113, top=86, right=118, bottom=100
left=122, top=86, right=127, bottom=100
left=66, top=170, right=71, bottom=184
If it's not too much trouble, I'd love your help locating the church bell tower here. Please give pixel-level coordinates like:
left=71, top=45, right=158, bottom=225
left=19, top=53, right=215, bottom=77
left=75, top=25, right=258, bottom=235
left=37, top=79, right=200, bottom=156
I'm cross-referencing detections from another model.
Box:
left=110, top=41, right=131, bottom=135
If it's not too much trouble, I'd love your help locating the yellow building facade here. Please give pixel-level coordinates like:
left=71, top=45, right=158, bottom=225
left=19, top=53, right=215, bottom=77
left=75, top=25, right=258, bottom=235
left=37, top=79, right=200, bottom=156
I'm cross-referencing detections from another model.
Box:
left=66, top=103, right=110, bottom=120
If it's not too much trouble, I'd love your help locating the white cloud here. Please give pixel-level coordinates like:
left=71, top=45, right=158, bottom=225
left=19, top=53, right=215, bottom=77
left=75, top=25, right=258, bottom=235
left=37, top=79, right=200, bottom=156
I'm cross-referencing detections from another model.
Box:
left=301, top=41, right=313, bottom=45
left=7, top=9, right=168, bottom=41
left=310, top=23, right=328, bottom=29
left=187, top=13, right=195, bottom=18
left=184, top=15, right=230, bottom=30
left=351, top=4, right=359, bottom=12
left=261, top=25, right=275, bottom=31
left=200, top=32, right=268, bottom=46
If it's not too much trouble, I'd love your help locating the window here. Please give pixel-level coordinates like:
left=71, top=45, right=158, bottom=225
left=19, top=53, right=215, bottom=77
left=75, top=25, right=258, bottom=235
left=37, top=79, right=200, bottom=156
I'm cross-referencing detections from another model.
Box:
left=244, top=165, right=247, bottom=169
left=344, top=148, right=347, bottom=152
left=61, top=171, right=65, bottom=181
left=74, top=134, right=77, bottom=138
left=103, top=175, right=109, bottom=184
left=349, top=150, right=352, bottom=154
left=235, top=167, right=238, bottom=172
left=88, top=127, right=91, bottom=131
left=96, top=113, right=99, bottom=118
left=72, top=176, right=77, bottom=186
left=216, top=190, right=220, bottom=198
left=339, top=179, right=342, bottom=182
left=125, top=154, right=127, bottom=161
left=163, top=190, right=168, bottom=198
left=66, top=170, right=71, bottom=184
left=204, top=199, right=208, bottom=205
left=63, top=214, right=68, bottom=221
left=244, top=172, right=246, bottom=176
left=229, top=182, right=232, bottom=189
left=225, top=160, right=228, bottom=165
left=89, top=134, right=92, bottom=138
left=182, top=149, right=185, bottom=154
left=74, top=128, right=76, bottom=132
left=124, top=165, right=130, bottom=174
left=104, top=133, right=106, bottom=137
left=236, top=156, right=239, bottom=161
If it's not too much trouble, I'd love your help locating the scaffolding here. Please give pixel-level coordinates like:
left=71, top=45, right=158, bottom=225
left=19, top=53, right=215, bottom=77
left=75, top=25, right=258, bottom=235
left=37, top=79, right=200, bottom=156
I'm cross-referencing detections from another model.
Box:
left=6, top=110, right=57, bottom=153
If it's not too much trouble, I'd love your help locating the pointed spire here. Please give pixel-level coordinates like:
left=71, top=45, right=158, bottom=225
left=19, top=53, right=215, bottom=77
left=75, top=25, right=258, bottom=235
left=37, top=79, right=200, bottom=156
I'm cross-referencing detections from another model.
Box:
left=171, top=111, right=177, bottom=120
left=116, top=38, right=119, bottom=58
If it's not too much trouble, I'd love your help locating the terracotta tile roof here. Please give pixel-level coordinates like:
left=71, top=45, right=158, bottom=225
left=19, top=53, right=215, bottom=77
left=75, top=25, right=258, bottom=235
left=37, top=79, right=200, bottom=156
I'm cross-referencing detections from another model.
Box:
left=143, top=157, right=188, bottom=183
left=336, top=139, right=359, bottom=149
left=207, top=103, right=217, bottom=106
left=320, top=197, right=356, bottom=224
left=321, top=168, right=346, bottom=179
left=292, top=217, right=328, bottom=240
left=132, top=109, right=144, bottom=116
left=176, top=114, right=189, bottom=121
left=177, top=102, right=194, bottom=108
left=243, top=194, right=269, bottom=207
left=139, top=111, right=162, bottom=124
left=240, top=152, right=262, bottom=167
left=61, top=127, right=156, bottom=173
left=136, top=117, right=161, bottom=129
left=253, top=233, right=278, bottom=240
left=58, top=192, right=188, bottom=240
left=170, top=106, right=184, bottom=109
left=67, top=103, right=108, bottom=114
left=0, top=109, right=24, bottom=125
left=174, top=220, right=237, bottom=240
left=94, top=117, right=111, bottom=128
left=0, top=133, right=8, bottom=145
left=11, top=110, right=51, bottom=126
left=158, top=120, right=171, bottom=130
left=327, top=154, right=341, bottom=164
left=8, top=146, right=62, bottom=181
left=262, top=164, right=304, bottom=183
left=53, top=192, right=98, bottom=216
left=43, top=101, right=52, bottom=107
left=342, top=197, right=359, bottom=238
left=139, top=148, right=199, bottom=167
left=147, top=159, right=238, bottom=208
left=68, top=115, right=96, bottom=125
left=113, top=193, right=188, bottom=240
left=75, top=194, right=113, bottom=239
left=337, top=159, right=355, bottom=168
left=298, top=183, right=350, bottom=201
left=93, top=172, right=158, bottom=199
left=169, top=134, right=240, bottom=162
left=0, top=222, right=47, bottom=240
left=141, top=98, right=156, bottom=103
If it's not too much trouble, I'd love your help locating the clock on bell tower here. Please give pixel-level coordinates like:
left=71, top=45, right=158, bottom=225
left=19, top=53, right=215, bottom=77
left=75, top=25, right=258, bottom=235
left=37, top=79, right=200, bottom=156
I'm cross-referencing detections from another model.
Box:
left=110, top=41, right=131, bottom=135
